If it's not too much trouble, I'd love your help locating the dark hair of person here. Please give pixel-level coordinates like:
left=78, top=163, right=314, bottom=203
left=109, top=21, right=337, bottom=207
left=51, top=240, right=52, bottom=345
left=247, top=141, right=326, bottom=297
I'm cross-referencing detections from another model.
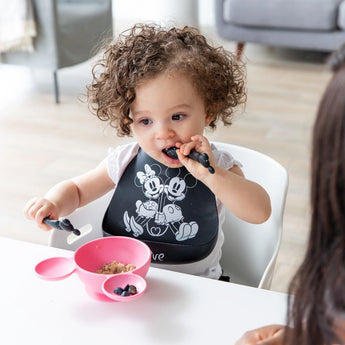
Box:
left=285, top=45, right=345, bottom=345
left=86, top=23, right=246, bottom=136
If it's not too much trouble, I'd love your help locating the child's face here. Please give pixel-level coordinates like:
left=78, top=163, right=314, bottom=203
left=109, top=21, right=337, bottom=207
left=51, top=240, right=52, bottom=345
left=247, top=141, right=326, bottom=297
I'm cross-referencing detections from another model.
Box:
left=130, top=72, right=212, bottom=167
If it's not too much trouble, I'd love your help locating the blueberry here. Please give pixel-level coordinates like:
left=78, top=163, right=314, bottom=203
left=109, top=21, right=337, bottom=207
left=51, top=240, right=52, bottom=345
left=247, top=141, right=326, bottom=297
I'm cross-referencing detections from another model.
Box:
left=121, top=290, right=130, bottom=297
left=128, top=285, right=137, bottom=295
left=114, top=287, right=123, bottom=295
left=123, top=284, right=130, bottom=292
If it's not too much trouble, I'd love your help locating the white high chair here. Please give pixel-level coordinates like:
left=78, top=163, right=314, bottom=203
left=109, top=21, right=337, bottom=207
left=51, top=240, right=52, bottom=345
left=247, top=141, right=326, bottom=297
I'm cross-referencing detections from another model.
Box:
left=216, top=143, right=288, bottom=289
left=48, top=142, right=288, bottom=289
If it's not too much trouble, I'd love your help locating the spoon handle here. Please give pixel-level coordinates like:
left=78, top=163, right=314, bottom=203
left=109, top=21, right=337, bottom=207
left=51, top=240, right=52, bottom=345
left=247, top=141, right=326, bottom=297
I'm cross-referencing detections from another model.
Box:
left=43, top=218, right=62, bottom=229
left=165, top=147, right=215, bottom=174
left=43, top=217, right=81, bottom=236
left=187, top=151, right=215, bottom=174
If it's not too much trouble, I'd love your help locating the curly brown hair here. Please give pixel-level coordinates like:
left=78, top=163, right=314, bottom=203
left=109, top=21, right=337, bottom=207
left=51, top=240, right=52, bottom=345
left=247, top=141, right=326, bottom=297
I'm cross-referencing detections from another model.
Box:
left=86, top=23, right=247, bottom=137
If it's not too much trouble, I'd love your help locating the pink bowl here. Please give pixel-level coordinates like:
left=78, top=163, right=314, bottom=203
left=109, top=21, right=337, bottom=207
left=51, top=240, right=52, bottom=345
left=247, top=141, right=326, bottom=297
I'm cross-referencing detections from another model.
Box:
left=35, top=236, right=151, bottom=301
left=102, top=272, right=147, bottom=302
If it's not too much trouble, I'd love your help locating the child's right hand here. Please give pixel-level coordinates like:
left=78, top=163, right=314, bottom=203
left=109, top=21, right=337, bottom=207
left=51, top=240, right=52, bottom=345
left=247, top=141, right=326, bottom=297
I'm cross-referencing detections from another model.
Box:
left=24, top=197, right=59, bottom=231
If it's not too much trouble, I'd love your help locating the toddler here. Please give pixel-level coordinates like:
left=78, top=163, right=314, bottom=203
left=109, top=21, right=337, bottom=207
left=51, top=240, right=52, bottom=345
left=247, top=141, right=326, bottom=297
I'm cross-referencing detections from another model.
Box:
left=24, top=24, right=271, bottom=280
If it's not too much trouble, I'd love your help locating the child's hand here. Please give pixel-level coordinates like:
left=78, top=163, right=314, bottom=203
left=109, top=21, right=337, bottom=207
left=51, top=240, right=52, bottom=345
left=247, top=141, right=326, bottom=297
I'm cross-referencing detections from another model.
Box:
left=175, top=135, right=216, bottom=181
left=235, top=325, right=286, bottom=345
left=24, top=197, right=59, bottom=231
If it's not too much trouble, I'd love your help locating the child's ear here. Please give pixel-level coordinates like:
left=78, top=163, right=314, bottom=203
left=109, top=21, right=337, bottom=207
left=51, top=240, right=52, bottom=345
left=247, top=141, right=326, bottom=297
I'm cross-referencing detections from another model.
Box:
left=205, top=113, right=214, bottom=126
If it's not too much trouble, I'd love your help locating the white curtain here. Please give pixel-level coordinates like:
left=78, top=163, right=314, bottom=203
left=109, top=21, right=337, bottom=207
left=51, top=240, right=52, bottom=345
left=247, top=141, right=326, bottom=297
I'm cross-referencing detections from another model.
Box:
left=0, top=0, right=37, bottom=53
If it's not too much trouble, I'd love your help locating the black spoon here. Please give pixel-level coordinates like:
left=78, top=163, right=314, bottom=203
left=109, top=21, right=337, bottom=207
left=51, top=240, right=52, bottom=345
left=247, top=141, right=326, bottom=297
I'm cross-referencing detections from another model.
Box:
left=43, top=217, right=81, bottom=236
left=164, top=147, right=215, bottom=174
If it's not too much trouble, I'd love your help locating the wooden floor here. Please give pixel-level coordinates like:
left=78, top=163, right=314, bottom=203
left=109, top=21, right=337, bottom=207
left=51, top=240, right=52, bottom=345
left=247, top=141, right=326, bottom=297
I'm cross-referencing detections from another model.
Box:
left=0, top=26, right=332, bottom=293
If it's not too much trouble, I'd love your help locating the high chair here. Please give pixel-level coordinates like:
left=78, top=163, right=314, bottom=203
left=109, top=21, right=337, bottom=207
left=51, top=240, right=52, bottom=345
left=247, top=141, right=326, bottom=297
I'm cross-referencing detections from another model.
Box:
left=48, top=142, right=288, bottom=289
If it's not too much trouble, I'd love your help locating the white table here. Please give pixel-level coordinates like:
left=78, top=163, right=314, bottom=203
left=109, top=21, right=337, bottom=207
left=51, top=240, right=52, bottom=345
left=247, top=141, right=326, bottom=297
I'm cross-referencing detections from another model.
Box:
left=0, top=237, right=287, bottom=345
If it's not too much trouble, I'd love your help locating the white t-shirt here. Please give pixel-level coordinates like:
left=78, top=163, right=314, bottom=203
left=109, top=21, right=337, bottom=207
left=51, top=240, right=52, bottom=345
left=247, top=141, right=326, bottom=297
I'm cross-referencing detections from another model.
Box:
left=106, top=142, right=241, bottom=279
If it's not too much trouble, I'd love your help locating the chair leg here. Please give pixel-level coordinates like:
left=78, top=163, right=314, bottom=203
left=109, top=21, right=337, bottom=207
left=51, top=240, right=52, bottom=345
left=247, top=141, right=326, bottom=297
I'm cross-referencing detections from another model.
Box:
left=236, top=42, right=245, bottom=60
left=53, top=70, right=60, bottom=104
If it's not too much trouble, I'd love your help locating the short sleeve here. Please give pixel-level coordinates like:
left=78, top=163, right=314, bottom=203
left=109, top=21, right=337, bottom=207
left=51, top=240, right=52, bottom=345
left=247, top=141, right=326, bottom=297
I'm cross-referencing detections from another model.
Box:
left=211, top=143, right=242, bottom=170
left=106, top=142, right=139, bottom=185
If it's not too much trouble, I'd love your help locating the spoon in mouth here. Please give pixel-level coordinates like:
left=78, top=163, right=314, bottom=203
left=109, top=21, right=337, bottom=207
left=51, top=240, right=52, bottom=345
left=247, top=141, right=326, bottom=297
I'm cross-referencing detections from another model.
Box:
left=164, top=147, right=215, bottom=174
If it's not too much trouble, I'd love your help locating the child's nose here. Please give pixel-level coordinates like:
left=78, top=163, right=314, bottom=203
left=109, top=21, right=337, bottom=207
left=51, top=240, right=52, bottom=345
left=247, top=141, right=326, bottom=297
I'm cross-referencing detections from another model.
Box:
left=155, top=124, right=175, bottom=140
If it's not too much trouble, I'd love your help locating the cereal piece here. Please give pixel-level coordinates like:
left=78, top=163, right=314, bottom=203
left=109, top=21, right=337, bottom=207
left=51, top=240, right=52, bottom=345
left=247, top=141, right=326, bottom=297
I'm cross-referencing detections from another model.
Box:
left=95, top=261, right=136, bottom=274
left=126, top=264, right=136, bottom=271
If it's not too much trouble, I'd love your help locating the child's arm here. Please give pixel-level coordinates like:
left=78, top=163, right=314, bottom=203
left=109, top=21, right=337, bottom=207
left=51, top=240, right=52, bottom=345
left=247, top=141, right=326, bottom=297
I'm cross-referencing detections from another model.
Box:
left=24, top=161, right=115, bottom=231
left=176, top=135, right=271, bottom=224
left=206, top=164, right=271, bottom=223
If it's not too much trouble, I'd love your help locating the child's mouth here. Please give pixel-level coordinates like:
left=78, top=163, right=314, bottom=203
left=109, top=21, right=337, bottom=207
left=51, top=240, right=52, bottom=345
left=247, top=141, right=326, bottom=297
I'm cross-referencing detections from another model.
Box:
left=162, top=147, right=178, bottom=159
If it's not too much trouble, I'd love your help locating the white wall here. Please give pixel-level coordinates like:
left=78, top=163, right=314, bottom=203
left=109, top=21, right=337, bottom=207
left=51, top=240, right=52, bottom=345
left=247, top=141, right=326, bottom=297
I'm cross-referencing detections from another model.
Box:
left=112, top=0, right=215, bottom=34
left=199, top=0, right=215, bottom=26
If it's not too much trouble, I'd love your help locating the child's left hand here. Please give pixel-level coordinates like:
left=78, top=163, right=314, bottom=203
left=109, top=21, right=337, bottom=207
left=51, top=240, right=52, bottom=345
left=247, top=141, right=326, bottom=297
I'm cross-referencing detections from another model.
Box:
left=175, top=134, right=215, bottom=182
left=176, top=134, right=271, bottom=224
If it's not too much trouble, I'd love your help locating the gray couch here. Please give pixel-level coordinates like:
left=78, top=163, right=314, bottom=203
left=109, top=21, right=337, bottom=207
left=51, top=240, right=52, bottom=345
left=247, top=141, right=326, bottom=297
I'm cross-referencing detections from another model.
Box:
left=215, top=0, right=345, bottom=57
left=0, top=0, right=113, bottom=103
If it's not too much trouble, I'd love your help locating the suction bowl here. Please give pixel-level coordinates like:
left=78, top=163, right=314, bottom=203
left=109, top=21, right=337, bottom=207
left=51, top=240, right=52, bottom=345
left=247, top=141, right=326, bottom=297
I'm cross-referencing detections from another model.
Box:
left=35, top=236, right=151, bottom=301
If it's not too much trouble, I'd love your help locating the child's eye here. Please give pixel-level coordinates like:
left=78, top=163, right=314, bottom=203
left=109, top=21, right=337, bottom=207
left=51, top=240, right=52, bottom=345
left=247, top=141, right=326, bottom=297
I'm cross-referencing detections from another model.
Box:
left=140, top=118, right=152, bottom=125
left=172, top=114, right=185, bottom=121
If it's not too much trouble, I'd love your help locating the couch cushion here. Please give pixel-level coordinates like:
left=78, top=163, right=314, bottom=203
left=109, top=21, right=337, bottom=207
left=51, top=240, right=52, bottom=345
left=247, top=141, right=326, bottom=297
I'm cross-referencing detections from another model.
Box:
left=339, top=1, right=345, bottom=30
left=223, top=0, right=343, bottom=31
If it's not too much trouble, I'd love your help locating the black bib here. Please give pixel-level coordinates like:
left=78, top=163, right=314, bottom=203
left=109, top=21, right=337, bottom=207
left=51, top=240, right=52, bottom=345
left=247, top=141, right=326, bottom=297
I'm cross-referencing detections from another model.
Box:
left=102, top=148, right=218, bottom=264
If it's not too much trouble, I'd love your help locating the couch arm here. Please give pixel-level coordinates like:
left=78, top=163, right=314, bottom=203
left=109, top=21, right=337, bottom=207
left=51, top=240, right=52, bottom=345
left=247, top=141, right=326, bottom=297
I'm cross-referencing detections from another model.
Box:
left=215, top=0, right=226, bottom=24
left=338, top=1, right=345, bottom=30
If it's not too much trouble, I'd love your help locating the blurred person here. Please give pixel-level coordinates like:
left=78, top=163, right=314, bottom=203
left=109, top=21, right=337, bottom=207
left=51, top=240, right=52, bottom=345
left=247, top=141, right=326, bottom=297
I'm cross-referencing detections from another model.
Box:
left=235, top=44, right=345, bottom=345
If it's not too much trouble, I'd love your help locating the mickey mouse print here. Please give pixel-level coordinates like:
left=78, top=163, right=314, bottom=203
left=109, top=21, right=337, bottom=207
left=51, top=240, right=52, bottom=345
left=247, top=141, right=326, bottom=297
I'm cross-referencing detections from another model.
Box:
left=124, top=163, right=199, bottom=241
left=102, top=149, right=219, bottom=264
